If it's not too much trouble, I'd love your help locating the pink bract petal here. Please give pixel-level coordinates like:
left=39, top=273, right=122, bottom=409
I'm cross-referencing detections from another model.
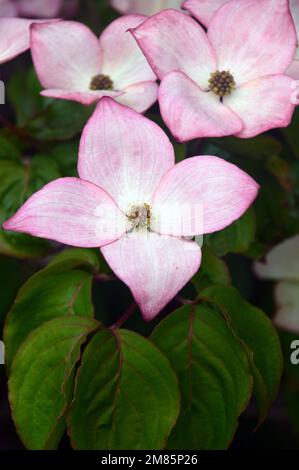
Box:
left=78, top=98, right=175, bottom=212
left=183, top=0, right=228, bottom=26
left=40, top=88, right=123, bottom=106
left=111, top=0, right=183, bottom=15
left=31, top=21, right=102, bottom=91
left=19, top=0, right=62, bottom=17
left=159, top=71, right=243, bottom=141
left=225, top=75, right=296, bottom=139
left=101, top=231, right=202, bottom=321
left=0, top=17, right=47, bottom=64
left=152, top=155, right=259, bottom=236
left=0, top=0, right=18, bottom=17
left=287, top=59, right=299, bottom=80
left=131, top=9, right=216, bottom=87
left=117, top=81, right=158, bottom=112
left=290, top=0, right=299, bottom=60
left=208, top=0, right=297, bottom=85
left=100, top=15, right=157, bottom=90
left=3, top=178, right=127, bottom=248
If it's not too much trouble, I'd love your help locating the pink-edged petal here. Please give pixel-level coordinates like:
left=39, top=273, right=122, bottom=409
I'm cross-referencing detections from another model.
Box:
left=100, top=15, right=157, bottom=89
left=290, top=0, right=299, bottom=60
left=255, top=235, right=299, bottom=282
left=78, top=97, right=175, bottom=212
left=19, top=0, right=62, bottom=17
left=287, top=59, right=299, bottom=80
left=31, top=21, right=102, bottom=91
left=131, top=9, right=216, bottom=87
left=152, top=155, right=259, bottom=236
left=101, top=231, right=201, bottom=321
left=0, top=18, right=44, bottom=64
left=225, top=75, right=296, bottom=139
left=274, top=282, right=299, bottom=333
left=110, top=0, right=183, bottom=15
left=208, top=0, right=297, bottom=85
left=183, top=0, right=228, bottom=26
left=3, top=178, right=127, bottom=248
left=0, top=0, right=18, bottom=17
left=116, top=81, right=158, bottom=112
left=159, top=71, right=243, bottom=142
left=40, top=89, right=123, bottom=106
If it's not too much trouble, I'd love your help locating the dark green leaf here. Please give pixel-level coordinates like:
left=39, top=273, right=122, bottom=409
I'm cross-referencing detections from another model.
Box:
left=68, top=328, right=180, bottom=450
left=9, top=316, right=98, bottom=449
left=200, top=285, right=282, bottom=423
left=205, top=208, right=256, bottom=256
left=4, top=248, right=100, bottom=369
left=151, top=305, right=252, bottom=450
left=192, top=245, right=231, bottom=291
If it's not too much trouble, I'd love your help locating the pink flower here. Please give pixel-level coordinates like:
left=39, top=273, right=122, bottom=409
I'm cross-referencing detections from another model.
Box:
left=3, top=98, right=259, bottom=320
left=287, top=0, right=299, bottom=79
left=0, top=17, right=56, bottom=64
left=30, top=17, right=158, bottom=110
left=184, top=0, right=299, bottom=81
left=0, top=0, right=63, bottom=18
left=131, top=0, right=297, bottom=141
left=111, top=0, right=184, bottom=16
left=255, top=235, right=299, bottom=333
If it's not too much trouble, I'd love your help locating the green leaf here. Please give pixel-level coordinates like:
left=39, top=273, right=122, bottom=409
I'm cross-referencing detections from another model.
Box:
left=208, top=135, right=282, bottom=160
left=151, top=304, right=252, bottom=450
left=7, top=67, right=94, bottom=141
left=205, top=208, right=256, bottom=256
left=0, top=151, right=62, bottom=258
left=4, top=248, right=100, bottom=369
left=0, top=256, right=22, bottom=324
left=9, top=316, right=99, bottom=449
left=68, top=328, right=180, bottom=450
left=192, top=245, right=231, bottom=291
left=200, top=285, right=282, bottom=423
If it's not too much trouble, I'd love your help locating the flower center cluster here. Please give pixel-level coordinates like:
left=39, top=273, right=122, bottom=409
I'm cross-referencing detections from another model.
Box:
left=127, top=203, right=151, bottom=231
left=90, top=74, right=113, bottom=91
left=208, top=70, right=236, bottom=97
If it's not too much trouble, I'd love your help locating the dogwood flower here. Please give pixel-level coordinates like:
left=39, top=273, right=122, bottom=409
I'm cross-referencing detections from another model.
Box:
left=131, top=0, right=297, bottom=141
left=30, top=17, right=158, bottom=110
left=111, top=0, right=183, bottom=16
left=3, top=98, right=258, bottom=320
left=0, top=0, right=63, bottom=17
left=255, top=235, right=299, bottom=334
left=183, top=0, right=299, bottom=80
left=0, top=17, right=55, bottom=64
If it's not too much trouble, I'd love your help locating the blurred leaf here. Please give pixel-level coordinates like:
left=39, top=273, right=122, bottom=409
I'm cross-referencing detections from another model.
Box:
left=0, top=150, right=62, bottom=258
left=200, top=285, right=283, bottom=423
left=0, top=132, right=22, bottom=161
left=8, top=67, right=94, bottom=141
left=4, top=248, right=100, bottom=369
left=173, top=142, right=187, bottom=163
left=9, top=316, right=98, bottom=449
left=0, top=256, right=22, bottom=325
left=50, top=141, right=79, bottom=176
left=151, top=304, right=252, bottom=450
left=283, top=107, right=299, bottom=159
left=208, top=135, right=282, bottom=160
left=205, top=208, right=256, bottom=257
left=68, top=328, right=180, bottom=450
left=192, top=245, right=231, bottom=291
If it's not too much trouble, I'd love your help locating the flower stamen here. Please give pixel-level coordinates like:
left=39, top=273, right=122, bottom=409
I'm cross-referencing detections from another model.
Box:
left=90, top=74, right=113, bottom=91
left=127, top=203, right=151, bottom=231
left=208, top=70, right=236, bottom=98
